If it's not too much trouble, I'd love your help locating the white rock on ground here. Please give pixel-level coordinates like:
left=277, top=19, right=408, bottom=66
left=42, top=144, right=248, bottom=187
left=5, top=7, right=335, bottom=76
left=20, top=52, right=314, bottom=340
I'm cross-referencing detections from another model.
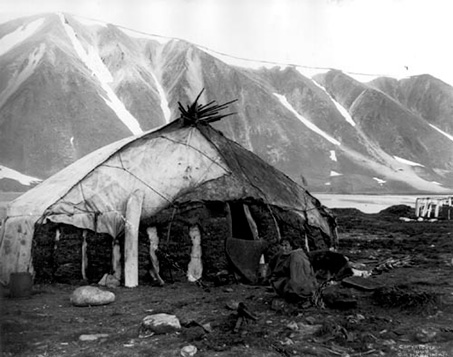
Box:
left=70, top=286, right=115, bottom=307
left=139, top=313, right=181, bottom=337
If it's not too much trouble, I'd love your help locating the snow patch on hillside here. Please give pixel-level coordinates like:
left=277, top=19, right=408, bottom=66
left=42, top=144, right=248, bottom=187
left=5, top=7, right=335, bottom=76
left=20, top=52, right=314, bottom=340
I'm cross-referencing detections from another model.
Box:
left=373, top=177, right=386, bottom=185
left=0, top=165, right=41, bottom=186
left=393, top=156, right=424, bottom=167
left=312, top=81, right=356, bottom=126
left=329, top=150, right=337, bottom=162
left=340, top=147, right=448, bottom=193
left=0, top=43, right=45, bottom=108
left=429, top=124, right=453, bottom=142
left=150, top=71, right=172, bottom=123
left=0, top=18, right=44, bottom=57
left=274, top=93, right=341, bottom=146
left=59, top=13, right=143, bottom=135
left=120, top=28, right=171, bottom=44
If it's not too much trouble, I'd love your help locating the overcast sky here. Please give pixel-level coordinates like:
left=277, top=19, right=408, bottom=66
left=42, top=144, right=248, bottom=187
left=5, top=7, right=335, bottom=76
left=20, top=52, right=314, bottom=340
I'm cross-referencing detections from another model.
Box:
left=1, top=0, right=453, bottom=85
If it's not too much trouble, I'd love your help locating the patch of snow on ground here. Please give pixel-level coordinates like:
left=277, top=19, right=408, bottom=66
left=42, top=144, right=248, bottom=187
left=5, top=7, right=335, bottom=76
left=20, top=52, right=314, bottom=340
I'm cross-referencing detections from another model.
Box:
left=312, top=81, right=356, bottom=126
left=313, top=194, right=418, bottom=214
left=59, top=13, right=143, bottom=135
left=120, top=28, right=171, bottom=44
left=329, top=150, right=337, bottom=162
left=330, top=171, right=342, bottom=177
left=373, top=177, right=386, bottom=185
left=0, top=18, right=44, bottom=56
left=393, top=156, right=424, bottom=167
left=0, top=43, right=45, bottom=108
left=150, top=72, right=172, bottom=123
left=0, top=165, right=41, bottom=186
left=429, top=124, right=453, bottom=142
left=274, top=93, right=341, bottom=146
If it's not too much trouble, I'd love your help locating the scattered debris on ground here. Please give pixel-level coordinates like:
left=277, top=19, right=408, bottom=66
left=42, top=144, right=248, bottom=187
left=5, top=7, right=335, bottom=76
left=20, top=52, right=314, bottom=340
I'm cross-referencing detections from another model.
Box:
left=2, top=205, right=453, bottom=356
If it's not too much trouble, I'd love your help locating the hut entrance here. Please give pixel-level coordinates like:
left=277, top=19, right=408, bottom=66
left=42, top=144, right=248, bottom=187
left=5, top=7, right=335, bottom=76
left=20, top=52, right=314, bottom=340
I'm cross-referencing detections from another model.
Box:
left=229, top=202, right=259, bottom=241
left=226, top=202, right=266, bottom=284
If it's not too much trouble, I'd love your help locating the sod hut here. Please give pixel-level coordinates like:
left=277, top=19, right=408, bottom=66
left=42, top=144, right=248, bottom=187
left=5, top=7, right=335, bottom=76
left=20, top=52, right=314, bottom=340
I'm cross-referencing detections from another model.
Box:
left=0, top=95, right=338, bottom=286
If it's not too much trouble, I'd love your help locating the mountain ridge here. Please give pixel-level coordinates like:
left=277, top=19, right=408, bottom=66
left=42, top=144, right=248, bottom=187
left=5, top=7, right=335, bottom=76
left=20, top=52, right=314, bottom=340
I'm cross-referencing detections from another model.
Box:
left=1, top=13, right=452, bottom=194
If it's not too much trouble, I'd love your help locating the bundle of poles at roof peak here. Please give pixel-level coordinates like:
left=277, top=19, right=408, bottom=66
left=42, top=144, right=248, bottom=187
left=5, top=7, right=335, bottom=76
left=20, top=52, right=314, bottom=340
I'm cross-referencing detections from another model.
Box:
left=178, top=88, right=237, bottom=125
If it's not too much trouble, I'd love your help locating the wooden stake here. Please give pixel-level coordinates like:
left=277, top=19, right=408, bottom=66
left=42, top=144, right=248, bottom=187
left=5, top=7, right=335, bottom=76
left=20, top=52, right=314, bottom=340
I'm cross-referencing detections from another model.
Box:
left=146, top=226, right=164, bottom=286
left=81, top=230, right=88, bottom=281
left=124, top=190, right=144, bottom=288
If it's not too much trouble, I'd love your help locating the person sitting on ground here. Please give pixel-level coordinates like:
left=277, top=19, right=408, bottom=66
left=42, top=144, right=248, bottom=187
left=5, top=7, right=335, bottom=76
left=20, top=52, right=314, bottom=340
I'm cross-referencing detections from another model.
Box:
left=268, top=239, right=318, bottom=303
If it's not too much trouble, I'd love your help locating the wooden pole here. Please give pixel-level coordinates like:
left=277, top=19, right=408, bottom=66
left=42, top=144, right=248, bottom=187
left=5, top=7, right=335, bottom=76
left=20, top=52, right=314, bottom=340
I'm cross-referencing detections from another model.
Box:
left=421, top=198, right=428, bottom=217
left=146, top=226, right=164, bottom=286
left=124, top=190, right=144, bottom=288
left=112, top=238, right=121, bottom=281
left=434, top=199, right=440, bottom=218
left=267, top=204, right=281, bottom=242
left=415, top=198, right=420, bottom=217
left=81, top=230, right=88, bottom=281
left=225, top=203, right=233, bottom=239
left=243, top=204, right=259, bottom=240
left=427, top=199, right=433, bottom=218
left=187, top=224, right=202, bottom=282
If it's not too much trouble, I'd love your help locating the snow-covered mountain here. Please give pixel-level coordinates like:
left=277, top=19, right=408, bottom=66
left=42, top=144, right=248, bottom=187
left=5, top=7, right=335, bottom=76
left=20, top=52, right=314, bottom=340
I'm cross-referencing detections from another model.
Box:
left=1, top=13, right=453, bottom=194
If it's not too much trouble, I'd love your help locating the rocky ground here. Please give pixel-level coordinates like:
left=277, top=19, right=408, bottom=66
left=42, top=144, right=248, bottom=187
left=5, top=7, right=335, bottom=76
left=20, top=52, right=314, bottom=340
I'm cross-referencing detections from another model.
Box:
left=2, top=205, right=453, bottom=357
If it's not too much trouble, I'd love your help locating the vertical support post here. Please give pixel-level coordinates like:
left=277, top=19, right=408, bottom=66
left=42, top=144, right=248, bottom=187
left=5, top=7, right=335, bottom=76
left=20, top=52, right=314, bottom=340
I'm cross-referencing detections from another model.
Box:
left=267, top=204, right=281, bottom=242
left=225, top=203, right=233, bottom=239
left=426, top=199, right=433, bottom=218
left=434, top=199, right=440, bottom=218
left=81, top=230, right=88, bottom=280
left=112, top=238, right=121, bottom=281
left=187, top=224, right=202, bottom=282
left=146, top=226, right=164, bottom=286
left=124, top=190, right=144, bottom=288
left=415, top=198, right=420, bottom=217
left=243, top=204, right=259, bottom=240
left=421, top=198, right=428, bottom=217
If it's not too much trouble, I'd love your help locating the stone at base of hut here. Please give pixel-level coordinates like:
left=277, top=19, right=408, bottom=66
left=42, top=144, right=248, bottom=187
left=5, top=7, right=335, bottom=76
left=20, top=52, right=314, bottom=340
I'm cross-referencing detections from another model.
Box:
left=98, top=274, right=120, bottom=288
left=70, top=286, right=115, bottom=307
left=139, top=313, right=181, bottom=337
